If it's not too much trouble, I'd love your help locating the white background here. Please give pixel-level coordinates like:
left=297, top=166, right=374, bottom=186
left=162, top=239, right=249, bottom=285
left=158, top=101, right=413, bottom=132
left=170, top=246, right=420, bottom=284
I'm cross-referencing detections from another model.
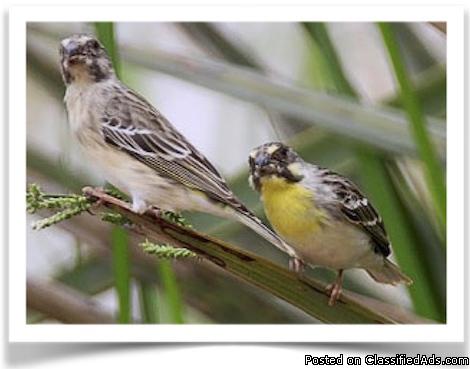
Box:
left=2, top=0, right=469, bottom=367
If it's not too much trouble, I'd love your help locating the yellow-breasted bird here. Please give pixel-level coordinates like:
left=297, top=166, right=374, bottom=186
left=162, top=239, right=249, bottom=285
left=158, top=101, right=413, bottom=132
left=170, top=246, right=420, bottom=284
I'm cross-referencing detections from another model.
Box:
left=248, top=142, right=412, bottom=305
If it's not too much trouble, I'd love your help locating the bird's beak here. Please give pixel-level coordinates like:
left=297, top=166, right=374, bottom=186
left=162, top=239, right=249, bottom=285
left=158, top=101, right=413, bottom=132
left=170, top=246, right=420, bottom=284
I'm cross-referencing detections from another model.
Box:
left=62, top=40, right=80, bottom=58
left=254, top=153, right=269, bottom=168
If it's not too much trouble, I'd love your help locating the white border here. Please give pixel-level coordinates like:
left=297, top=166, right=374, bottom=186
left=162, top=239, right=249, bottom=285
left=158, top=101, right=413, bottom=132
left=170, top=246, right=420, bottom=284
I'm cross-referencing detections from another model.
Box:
left=9, top=5, right=464, bottom=342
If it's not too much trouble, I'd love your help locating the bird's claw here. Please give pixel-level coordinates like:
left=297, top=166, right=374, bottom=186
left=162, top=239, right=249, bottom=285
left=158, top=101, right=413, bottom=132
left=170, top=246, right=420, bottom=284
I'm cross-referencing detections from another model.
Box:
left=326, top=282, right=342, bottom=306
left=326, top=270, right=344, bottom=306
left=147, top=206, right=163, bottom=219
left=86, top=187, right=106, bottom=214
left=289, top=257, right=305, bottom=273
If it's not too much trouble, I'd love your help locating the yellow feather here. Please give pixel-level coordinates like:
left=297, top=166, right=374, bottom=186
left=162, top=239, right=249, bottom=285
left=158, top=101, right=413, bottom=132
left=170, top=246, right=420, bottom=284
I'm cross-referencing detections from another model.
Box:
left=260, top=176, right=326, bottom=247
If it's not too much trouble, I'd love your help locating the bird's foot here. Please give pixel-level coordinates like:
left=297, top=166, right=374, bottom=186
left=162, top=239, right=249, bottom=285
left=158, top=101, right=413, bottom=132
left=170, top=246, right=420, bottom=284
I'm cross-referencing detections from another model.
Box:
left=289, top=257, right=305, bottom=273
left=325, top=282, right=342, bottom=306
left=147, top=206, right=163, bottom=219
left=326, top=269, right=344, bottom=306
left=86, top=187, right=107, bottom=214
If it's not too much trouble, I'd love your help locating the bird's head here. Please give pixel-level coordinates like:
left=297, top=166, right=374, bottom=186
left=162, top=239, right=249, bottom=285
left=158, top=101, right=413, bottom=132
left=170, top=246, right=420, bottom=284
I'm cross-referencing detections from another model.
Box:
left=59, top=34, right=114, bottom=85
left=248, top=142, right=304, bottom=192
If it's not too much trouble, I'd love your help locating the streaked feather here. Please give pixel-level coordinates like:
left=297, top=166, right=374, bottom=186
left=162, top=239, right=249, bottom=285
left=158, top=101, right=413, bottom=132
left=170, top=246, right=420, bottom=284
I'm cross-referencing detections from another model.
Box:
left=318, top=168, right=391, bottom=257
left=101, top=86, right=241, bottom=208
left=98, top=84, right=299, bottom=257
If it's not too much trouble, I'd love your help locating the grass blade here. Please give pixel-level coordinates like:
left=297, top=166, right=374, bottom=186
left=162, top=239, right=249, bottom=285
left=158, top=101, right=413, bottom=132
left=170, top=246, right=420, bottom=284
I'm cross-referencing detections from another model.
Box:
left=385, top=65, right=446, bottom=117
left=138, top=282, right=160, bottom=323
left=94, top=22, right=121, bottom=77
left=111, top=227, right=131, bottom=323
left=302, top=23, right=357, bottom=95
left=379, top=22, right=446, bottom=236
left=158, top=261, right=184, bottom=323
left=358, top=152, right=443, bottom=320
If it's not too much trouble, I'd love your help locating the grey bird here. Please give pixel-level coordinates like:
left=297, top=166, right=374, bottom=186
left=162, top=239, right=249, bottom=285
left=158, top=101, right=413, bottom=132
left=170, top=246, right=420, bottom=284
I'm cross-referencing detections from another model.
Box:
left=59, top=34, right=298, bottom=260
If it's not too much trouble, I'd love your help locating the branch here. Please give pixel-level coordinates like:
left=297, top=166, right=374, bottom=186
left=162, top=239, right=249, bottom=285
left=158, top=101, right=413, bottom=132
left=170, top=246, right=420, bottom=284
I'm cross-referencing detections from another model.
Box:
left=29, top=185, right=431, bottom=324
left=27, top=278, right=114, bottom=324
left=26, top=173, right=314, bottom=324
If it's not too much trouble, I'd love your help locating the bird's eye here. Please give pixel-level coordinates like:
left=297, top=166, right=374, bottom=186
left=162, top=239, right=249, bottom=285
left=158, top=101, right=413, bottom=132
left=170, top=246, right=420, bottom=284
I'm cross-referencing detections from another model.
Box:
left=88, top=40, right=100, bottom=49
left=273, top=146, right=288, bottom=160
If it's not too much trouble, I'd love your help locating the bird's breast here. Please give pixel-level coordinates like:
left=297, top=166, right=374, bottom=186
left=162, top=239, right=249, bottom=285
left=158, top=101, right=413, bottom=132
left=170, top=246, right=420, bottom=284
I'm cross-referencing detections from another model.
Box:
left=260, top=177, right=373, bottom=269
left=65, top=83, right=107, bottom=134
left=261, top=177, right=326, bottom=243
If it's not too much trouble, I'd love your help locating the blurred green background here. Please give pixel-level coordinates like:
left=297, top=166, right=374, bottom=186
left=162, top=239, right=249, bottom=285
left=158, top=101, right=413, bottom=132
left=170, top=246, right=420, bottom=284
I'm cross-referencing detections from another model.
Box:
left=26, top=22, right=446, bottom=324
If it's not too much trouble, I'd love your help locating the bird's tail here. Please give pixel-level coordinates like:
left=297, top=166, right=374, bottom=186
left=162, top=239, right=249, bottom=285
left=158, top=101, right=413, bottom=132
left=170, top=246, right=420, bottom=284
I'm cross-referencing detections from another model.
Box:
left=229, top=207, right=299, bottom=259
left=366, top=259, right=413, bottom=286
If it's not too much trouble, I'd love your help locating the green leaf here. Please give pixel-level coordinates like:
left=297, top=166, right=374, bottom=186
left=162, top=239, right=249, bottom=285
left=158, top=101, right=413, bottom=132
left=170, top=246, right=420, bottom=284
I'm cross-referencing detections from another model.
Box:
left=158, top=260, right=184, bottom=323
left=138, top=282, right=159, bottom=324
left=358, top=151, right=443, bottom=320
left=385, top=65, right=446, bottom=117
left=302, top=23, right=357, bottom=95
left=111, top=227, right=131, bottom=323
left=94, top=22, right=121, bottom=78
left=379, top=22, right=446, bottom=238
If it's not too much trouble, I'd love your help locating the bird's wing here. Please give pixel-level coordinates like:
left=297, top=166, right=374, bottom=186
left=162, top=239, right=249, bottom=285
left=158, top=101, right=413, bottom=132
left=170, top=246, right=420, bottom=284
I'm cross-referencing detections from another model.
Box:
left=99, top=88, right=300, bottom=257
left=321, top=170, right=391, bottom=257
left=100, top=88, right=242, bottom=210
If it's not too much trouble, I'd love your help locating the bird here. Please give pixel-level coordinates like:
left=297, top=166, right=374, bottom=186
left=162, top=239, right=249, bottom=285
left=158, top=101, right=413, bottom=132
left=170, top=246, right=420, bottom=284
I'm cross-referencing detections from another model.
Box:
left=58, top=33, right=299, bottom=260
left=248, top=142, right=412, bottom=305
